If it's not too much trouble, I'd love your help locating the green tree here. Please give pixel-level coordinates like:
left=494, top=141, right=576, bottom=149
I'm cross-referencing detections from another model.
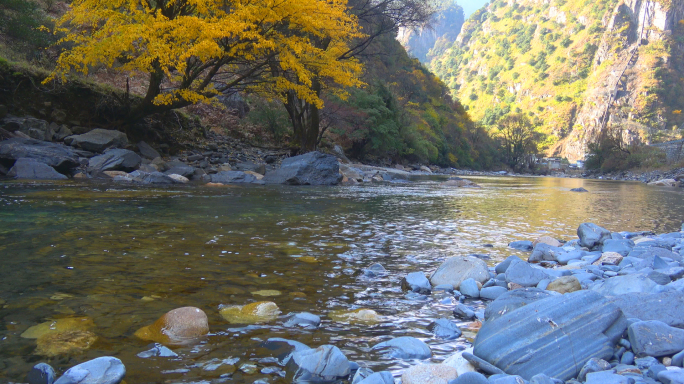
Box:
left=497, top=113, right=541, bottom=168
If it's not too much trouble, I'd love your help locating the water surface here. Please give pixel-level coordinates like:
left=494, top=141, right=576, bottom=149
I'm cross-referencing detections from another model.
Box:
left=0, top=177, right=682, bottom=383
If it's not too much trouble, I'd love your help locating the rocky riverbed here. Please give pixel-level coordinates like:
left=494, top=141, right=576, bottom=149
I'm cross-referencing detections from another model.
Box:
left=19, top=222, right=684, bottom=384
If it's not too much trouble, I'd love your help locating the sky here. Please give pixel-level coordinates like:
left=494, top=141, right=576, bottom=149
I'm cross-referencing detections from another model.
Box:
left=459, top=0, right=489, bottom=17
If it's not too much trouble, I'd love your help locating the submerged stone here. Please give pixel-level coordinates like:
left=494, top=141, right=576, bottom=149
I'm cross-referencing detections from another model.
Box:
left=329, top=308, right=381, bottom=323
left=134, top=307, right=209, bottom=345
left=21, top=317, right=95, bottom=339
left=372, top=336, right=431, bottom=359
left=219, top=301, right=281, bottom=324
left=35, top=330, right=98, bottom=357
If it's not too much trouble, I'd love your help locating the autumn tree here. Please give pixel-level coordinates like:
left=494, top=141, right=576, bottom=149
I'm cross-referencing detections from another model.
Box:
left=274, top=0, right=439, bottom=151
left=46, top=0, right=364, bottom=123
left=497, top=113, right=541, bottom=168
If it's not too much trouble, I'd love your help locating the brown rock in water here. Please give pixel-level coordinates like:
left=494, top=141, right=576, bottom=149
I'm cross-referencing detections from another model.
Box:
left=219, top=301, right=281, bottom=324
left=533, top=236, right=561, bottom=247
left=134, top=307, right=209, bottom=345
left=546, top=276, right=581, bottom=294
left=35, top=330, right=97, bottom=357
left=21, top=317, right=94, bottom=339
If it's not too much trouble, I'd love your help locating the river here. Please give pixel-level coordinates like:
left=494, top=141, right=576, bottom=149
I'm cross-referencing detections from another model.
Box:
left=0, top=176, right=682, bottom=382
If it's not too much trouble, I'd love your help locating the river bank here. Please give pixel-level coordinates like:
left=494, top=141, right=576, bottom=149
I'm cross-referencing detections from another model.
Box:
left=2, top=115, right=684, bottom=189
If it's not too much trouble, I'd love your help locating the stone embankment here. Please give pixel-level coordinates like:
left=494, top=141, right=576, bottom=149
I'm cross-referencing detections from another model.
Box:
left=21, top=221, right=684, bottom=384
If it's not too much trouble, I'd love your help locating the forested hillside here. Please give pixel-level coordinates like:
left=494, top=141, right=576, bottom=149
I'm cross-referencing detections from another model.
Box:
left=428, top=0, right=684, bottom=161
left=326, top=33, right=499, bottom=168
left=0, top=0, right=498, bottom=169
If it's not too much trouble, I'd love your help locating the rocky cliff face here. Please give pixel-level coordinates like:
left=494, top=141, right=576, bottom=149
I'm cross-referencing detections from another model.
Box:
left=428, top=0, right=684, bottom=162
left=397, top=0, right=465, bottom=63
left=560, top=0, right=684, bottom=161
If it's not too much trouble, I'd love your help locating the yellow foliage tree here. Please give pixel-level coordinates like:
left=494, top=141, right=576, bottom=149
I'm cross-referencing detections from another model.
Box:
left=46, top=0, right=365, bottom=123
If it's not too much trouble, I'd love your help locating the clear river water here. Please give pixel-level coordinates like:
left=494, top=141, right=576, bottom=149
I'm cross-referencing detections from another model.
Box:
left=0, top=176, right=683, bottom=383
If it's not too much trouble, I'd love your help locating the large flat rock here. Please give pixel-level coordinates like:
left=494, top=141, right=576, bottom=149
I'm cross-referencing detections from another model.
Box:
left=64, top=129, right=128, bottom=153
left=0, top=138, right=80, bottom=172
left=263, top=151, right=342, bottom=185
left=8, top=158, right=67, bottom=180
left=473, top=290, right=627, bottom=381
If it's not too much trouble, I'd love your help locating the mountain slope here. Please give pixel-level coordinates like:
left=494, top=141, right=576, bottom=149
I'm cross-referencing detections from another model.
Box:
left=428, top=0, right=684, bottom=161
left=397, top=0, right=465, bottom=63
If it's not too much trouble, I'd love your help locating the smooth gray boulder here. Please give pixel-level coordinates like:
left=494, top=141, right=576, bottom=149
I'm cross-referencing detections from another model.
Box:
left=495, top=256, right=522, bottom=274
left=88, top=149, right=141, bottom=174
left=129, top=171, right=175, bottom=185
left=628, top=320, right=684, bottom=357
left=0, top=138, right=80, bottom=172
left=163, top=162, right=195, bottom=178
left=448, top=371, right=488, bottom=384
left=473, top=290, right=627, bottom=381
left=64, top=129, right=127, bottom=153
left=286, top=345, right=350, bottom=382
left=401, top=272, right=431, bottom=294
left=357, top=371, right=394, bottom=384
left=592, top=274, right=660, bottom=296
left=556, top=250, right=587, bottom=265
left=259, top=338, right=311, bottom=365
left=459, top=278, right=480, bottom=298
left=26, top=363, right=56, bottom=384
left=630, top=246, right=682, bottom=261
left=430, top=256, right=490, bottom=289
left=578, top=223, right=611, bottom=249
left=210, top=171, right=258, bottom=184
left=428, top=318, right=462, bottom=340
left=484, top=288, right=552, bottom=321
left=529, top=243, right=566, bottom=263
left=263, top=151, right=342, bottom=185
left=372, top=336, right=431, bottom=359
left=509, top=241, right=534, bottom=251
left=137, top=141, right=161, bottom=160
left=505, top=259, right=549, bottom=287
left=283, top=312, right=321, bottom=328
left=8, top=158, right=67, bottom=180
left=453, top=303, right=477, bottom=320
left=658, top=368, right=684, bottom=384
left=602, top=239, right=635, bottom=256
left=480, top=286, right=508, bottom=300
left=53, top=357, right=125, bottom=384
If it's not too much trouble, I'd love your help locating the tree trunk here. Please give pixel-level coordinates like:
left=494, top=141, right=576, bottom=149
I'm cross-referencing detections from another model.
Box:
left=284, top=79, right=322, bottom=153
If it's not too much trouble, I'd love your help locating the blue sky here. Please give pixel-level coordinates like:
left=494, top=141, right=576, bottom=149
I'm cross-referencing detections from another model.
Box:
left=459, top=0, right=489, bottom=17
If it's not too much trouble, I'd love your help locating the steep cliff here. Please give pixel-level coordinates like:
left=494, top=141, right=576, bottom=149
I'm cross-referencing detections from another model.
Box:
left=397, top=0, right=465, bottom=63
left=428, top=0, right=684, bottom=161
